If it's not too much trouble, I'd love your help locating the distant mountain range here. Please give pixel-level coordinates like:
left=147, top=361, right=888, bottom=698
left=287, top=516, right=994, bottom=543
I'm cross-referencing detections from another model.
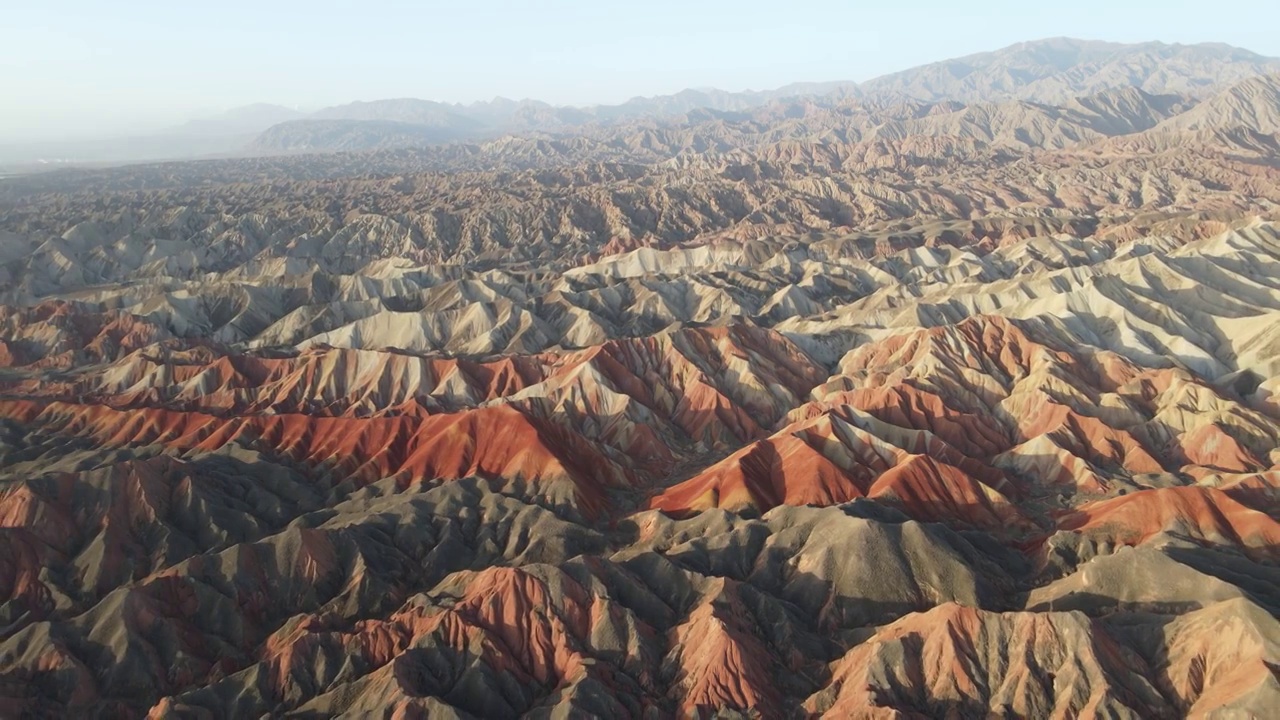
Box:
left=169, top=103, right=307, bottom=137
left=256, top=40, right=1279, bottom=153
left=856, top=37, right=1279, bottom=103
left=4, top=37, right=1279, bottom=163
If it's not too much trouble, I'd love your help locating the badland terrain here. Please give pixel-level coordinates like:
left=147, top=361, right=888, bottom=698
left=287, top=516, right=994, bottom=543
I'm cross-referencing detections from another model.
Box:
left=2, top=38, right=1280, bottom=718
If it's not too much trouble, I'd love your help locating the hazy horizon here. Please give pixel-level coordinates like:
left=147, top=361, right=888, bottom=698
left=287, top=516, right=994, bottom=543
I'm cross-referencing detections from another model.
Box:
left=5, top=0, right=1280, bottom=144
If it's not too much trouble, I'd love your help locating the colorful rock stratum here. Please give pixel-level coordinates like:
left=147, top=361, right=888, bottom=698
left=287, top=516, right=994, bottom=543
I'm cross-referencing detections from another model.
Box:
left=3, top=38, right=1280, bottom=720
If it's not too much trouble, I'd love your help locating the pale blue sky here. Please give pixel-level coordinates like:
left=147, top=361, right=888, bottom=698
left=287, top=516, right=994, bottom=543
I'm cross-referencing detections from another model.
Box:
left=4, top=0, right=1279, bottom=140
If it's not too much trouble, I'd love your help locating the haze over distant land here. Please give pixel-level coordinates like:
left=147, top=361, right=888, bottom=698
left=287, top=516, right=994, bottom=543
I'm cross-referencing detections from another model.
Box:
left=3, top=37, right=1279, bottom=165
left=7, top=0, right=1280, bottom=141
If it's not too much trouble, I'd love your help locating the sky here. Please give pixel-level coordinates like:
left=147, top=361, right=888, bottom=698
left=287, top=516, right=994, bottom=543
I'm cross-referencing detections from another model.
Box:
left=4, top=0, right=1280, bottom=141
